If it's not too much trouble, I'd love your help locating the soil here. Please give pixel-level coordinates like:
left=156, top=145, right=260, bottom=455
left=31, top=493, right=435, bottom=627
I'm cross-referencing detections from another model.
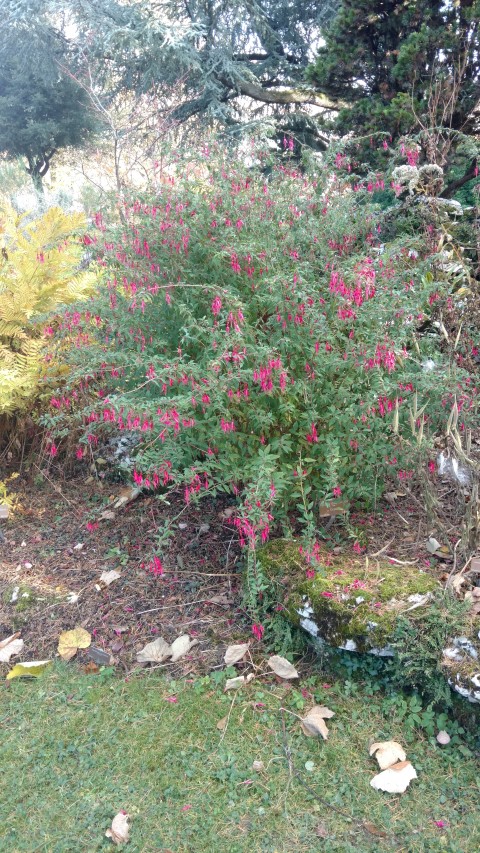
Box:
left=0, top=463, right=478, bottom=676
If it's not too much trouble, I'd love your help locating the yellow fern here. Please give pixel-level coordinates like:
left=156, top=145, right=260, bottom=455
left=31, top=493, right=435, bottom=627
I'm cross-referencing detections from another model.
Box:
left=0, top=202, right=98, bottom=414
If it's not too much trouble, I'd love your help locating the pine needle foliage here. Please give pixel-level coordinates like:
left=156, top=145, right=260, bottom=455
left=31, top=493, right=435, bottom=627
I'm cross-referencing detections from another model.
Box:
left=0, top=203, right=96, bottom=415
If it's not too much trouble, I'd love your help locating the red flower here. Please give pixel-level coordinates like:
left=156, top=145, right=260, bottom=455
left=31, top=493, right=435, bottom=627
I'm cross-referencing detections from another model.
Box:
left=252, top=623, right=264, bottom=640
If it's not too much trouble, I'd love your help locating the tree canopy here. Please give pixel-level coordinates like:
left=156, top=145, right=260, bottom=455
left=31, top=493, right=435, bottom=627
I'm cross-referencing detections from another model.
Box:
left=308, top=0, right=480, bottom=181
left=0, top=10, right=98, bottom=192
left=66, top=0, right=340, bottom=148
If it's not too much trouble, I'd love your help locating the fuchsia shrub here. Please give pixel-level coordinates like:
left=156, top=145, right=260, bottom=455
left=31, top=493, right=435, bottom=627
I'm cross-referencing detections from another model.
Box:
left=45, top=145, right=476, bottom=546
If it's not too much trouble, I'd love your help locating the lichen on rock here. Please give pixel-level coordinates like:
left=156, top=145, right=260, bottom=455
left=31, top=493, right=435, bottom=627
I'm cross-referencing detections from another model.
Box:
left=442, top=634, right=480, bottom=704
left=259, top=538, right=438, bottom=654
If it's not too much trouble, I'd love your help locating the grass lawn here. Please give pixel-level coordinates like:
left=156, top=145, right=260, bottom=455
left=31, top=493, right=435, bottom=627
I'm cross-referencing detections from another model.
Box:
left=1, top=664, right=479, bottom=852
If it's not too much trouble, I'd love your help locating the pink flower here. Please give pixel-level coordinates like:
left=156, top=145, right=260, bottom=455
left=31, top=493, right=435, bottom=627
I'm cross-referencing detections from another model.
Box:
left=49, top=443, right=58, bottom=457
left=333, top=486, right=342, bottom=498
left=252, top=623, right=264, bottom=641
left=211, top=296, right=222, bottom=316
left=165, top=696, right=178, bottom=703
left=428, top=460, right=436, bottom=473
left=434, top=820, right=448, bottom=828
left=353, top=541, right=364, bottom=554
left=321, top=591, right=334, bottom=598
left=181, top=804, right=193, bottom=811
left=147, top=556, right=164, bottom=576
left=86, top=521, right=98, bottom=532
left=306, top=568, right=315, bottom=579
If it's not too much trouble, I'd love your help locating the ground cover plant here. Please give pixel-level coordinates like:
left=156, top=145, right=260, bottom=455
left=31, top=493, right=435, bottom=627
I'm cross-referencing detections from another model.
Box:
left=1, top=663, right=479, bottom=852
left=44, top=144, right=477, bottom=582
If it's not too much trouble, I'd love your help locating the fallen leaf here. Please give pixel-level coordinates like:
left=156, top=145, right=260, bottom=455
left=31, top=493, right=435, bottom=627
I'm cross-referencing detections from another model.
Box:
left=100, top=510, right=116, bottom=521
left=370, top=761, right=417, bottom=793
left=251, top=760, right=264, bottom=772
left=0, top=633, right=24, bottom=663
left=58, top=627, right=91, bottom=661
left=363, top=821, right=387, bottom=838
left=83, top=662, right=99, bottom=674
left=267, top=655, right=299, bottom=680
left=426, top=537, right=442, bottom=555
left=6, top=660, right=51, bottom=679
left=105, top=811, right=130, bottom=845
left=136, top=637, right=172, bottom=664
left=369, top=740, right=406, bottom=770
left=96, top=570, right=121, bottom=589
left=170, top=634, right=198, bottom=662
left=224, top=643, right=249, bottom=665
left=66, top=592, right=80, bottom=604
left=217, top=715, right=228, bottom=731
left=224, top=673, right=255, bottom=691
left=451, top=574, right=466, bottom=593
left=315, top=823, right=329, bottom=839
left=113, top=487, right=141, bottom=509
left=73, top=542, right=84, bottom=551
left=301, top=705, right=335, bottom=740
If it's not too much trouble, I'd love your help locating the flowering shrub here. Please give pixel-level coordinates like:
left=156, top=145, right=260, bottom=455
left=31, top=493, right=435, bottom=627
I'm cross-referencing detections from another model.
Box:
left=45, top=145, right=476, bottom=551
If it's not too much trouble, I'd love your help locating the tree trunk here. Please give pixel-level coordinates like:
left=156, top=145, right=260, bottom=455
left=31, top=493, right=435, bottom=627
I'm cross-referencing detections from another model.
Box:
left=30, top=170, right=44, bottom=198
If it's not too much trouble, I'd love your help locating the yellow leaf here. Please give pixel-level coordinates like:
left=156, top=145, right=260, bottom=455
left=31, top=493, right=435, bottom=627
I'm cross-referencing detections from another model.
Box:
left=58, top=627, right=91, bottom=661
left=6, top=660, right=51, bottom=679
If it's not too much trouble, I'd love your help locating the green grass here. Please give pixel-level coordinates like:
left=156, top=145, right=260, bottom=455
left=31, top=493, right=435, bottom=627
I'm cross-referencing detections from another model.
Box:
left=1, top=665, right=479, bottom=852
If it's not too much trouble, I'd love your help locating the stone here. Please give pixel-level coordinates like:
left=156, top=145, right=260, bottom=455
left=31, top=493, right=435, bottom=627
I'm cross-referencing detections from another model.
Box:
left=258, top=539, right=480, bottom=704
left=259, top=539, right=437, bottom=655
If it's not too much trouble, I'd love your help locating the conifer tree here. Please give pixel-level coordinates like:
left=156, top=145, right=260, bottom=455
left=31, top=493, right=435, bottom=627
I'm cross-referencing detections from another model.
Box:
left=308, top=0, right=479, bottom=188
left=0, top=23, right=97, bottom=194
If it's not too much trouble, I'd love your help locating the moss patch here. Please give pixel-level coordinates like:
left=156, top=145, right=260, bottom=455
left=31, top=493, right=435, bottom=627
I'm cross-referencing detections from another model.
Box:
left=258, top=539, right=438, bottom=653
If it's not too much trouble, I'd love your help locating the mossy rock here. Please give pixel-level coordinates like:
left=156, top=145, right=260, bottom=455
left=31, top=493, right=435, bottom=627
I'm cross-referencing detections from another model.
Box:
left=259, top=539, right=438, bottom=655
left=441, top=635, right=480, bottom=704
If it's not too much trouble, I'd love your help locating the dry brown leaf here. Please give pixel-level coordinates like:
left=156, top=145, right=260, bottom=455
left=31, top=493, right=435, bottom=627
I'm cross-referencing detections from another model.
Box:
left=301, top=705, right=335, bottom=740
left=224, top=673, right=255, bottom=691
left=224, top=643, right=249, bottom=666
left=0, top=633, right=24, bottom=663
left=369, top=740, right=406, bottom=770
left=96, top=570, right=121, bottom=590
left=370, top=762, right=417, bottom=793
left=170, top=634, right=198, bottom=662
left=451, top=574, right=466, bottom=594
left=113, top=487, right=141, bottom=509
left=105, top=811, right=130, bottom=845
left=267, top=655, right=299, bottom=680
left=57, top=627, right=91, bottom=661
left=363, top=822, right=387, bottom=838
left=301, top=718, right=329, bottom=740
left=216, top=715, right=228, bottom=731
left=136, top=637, right=172, bottom=664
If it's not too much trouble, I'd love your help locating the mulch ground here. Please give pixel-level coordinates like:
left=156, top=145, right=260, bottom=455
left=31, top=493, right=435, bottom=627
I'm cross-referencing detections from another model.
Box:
left=0, top=463, right=477, bottom=675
